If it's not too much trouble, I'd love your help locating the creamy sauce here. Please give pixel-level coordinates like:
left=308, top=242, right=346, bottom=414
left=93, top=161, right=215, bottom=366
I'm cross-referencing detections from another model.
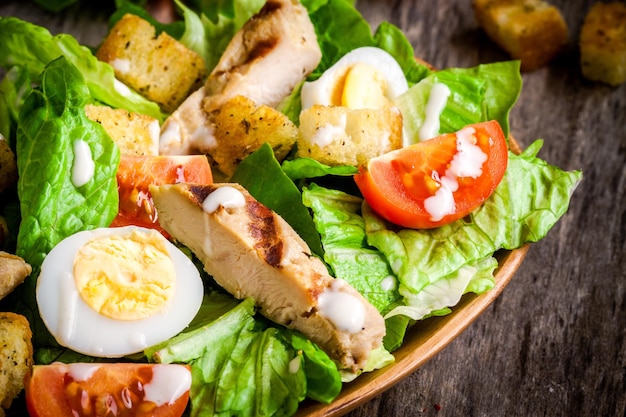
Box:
left=111, top=58, right=131, bottom=74
left=318, top=279, right=365, bottom=333
left=288, top=355, right=301, bottom=374
left=58, top=271, right=80, bottom=347
left=380, top=275, right=397, bottom=292
left=418, top=82, right=451, bottom=141
left=67, top=363, right=100, bottom=381
left=71, top=139, right=95, bottom=187
left=311, top=115, right=347, bottom=148
left=202, top=186, right=246, bottom=214
left=144, top=364, right=192, bottom=406
left=113, top=78, right=132, bottom=97
left=423, top=127, right=487, bottom=221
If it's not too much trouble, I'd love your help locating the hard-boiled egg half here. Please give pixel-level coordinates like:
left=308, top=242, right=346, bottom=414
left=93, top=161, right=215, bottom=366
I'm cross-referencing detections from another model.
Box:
left=37, top=225, right=203, bottom=358
left=301, top=46, right=409, bottom=110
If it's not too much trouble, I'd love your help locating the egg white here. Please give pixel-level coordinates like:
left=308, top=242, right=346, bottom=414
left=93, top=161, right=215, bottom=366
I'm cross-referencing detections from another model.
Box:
left=300, top=46, right=409, bottom=110
left=36, top=225, right=204, bottom=358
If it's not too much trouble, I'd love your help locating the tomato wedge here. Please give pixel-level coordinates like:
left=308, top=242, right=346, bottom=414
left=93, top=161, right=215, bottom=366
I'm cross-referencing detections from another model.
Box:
left=25, top=363, right=191, bottom=417
left=354, top=120, right=508, bottom=229
left=111, top=155, right=213, bottom=236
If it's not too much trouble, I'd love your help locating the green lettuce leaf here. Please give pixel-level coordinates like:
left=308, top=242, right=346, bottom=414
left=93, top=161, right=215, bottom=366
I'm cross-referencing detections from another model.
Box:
left=282, top=157, right=357, bottom=180
left=302, top=184, right=400, bottom=315
left=146, top=296, right=341, bottom=415
left=0, top=16, right=164, bottom=121
left=397, top=60, right=522, bottom=144
left=15, top=56, right=120, bottom=271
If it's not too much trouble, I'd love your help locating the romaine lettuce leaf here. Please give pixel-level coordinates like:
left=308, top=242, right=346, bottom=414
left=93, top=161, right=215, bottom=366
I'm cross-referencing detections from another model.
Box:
left=0, top=16, right=164, bottom=120
left=146, top=297, right=342, bottom=415
left=397, top=60, right=522, bottom=144
left=302, top=184, right=401, bottom=315
left=16, top=56, right=120, bottom=271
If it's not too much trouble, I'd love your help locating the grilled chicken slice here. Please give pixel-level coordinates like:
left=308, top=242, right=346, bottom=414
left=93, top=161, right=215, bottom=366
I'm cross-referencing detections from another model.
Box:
left=202, top=0, right=322, bottom=114
left=150, top=183, right=385, bottom=371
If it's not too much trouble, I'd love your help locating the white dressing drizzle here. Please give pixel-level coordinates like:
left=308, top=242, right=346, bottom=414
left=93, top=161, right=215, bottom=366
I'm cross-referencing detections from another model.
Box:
left=202, top=186, right=246, bottom=214
left=423, top=127, right=487, bottom=221
left=318, top=279, right=365, bottom=333
left=380, top=275, right=397, bottom=292
left=311, top=114, right=347, bottom=148
left=144, top=364, right=192, bottom=406
left=71, top=139, right=95, bottom=187
left=418, top=82, right=451, bottom=141
left=288, top=355, right=301, bottom=374
left=58, top=271, right=79, bottom=344
left=67, top=363, right=101, bottom=382
left=110, top=58, right=131, bottom=74
left=113, top=78, right=132, bottom=97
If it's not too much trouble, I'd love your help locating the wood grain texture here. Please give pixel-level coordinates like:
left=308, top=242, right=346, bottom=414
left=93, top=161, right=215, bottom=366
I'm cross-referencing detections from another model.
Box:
left=0, top=0, right=624, bottom=416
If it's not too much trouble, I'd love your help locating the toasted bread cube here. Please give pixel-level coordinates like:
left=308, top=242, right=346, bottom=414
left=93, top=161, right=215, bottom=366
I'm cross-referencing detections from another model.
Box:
left=207, top=95, right=299, bottom=177
left=0, top=312, right=33, bottom=414
left=0, top=251, right=31, bottom=300
left=0, top=135, right=17, bottom=194
left=96, top=13, right=207, bottom=113
left=85, top=104, right=160, bottom=156
left=296, top=104, right=403, bottom=167
left=579, top=2, right=626, bottom=86
left=473, top=0, right=569, bottom=71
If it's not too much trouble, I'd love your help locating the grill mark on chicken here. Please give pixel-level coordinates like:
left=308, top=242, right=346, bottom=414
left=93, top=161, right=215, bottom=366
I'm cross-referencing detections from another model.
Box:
left=187, top=184, right=215, bottom=205
left=246, top=200, right=284, bottom=267
left=245, top=38, right=280, bottom=65
left=257, top=0, right=284, bottom=16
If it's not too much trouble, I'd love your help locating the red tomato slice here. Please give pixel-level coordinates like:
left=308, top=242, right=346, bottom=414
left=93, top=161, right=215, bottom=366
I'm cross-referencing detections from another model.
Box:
left=111, top=155, right=213, bottom=236
left=25, top=363, right=191, bottom=417
left=354, top=120, right=508, bottom=229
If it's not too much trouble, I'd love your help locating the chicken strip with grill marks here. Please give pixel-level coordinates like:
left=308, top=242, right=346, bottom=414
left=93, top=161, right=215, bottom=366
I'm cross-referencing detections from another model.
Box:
left=150, top=183, right=386, bottom=371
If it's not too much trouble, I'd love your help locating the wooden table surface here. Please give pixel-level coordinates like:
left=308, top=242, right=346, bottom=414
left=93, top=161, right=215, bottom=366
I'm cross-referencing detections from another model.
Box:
left=1, top=0, right=624, bottom=416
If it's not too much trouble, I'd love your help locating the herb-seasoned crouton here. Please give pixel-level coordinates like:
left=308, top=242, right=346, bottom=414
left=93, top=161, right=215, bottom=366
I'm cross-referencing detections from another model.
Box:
left=472, top=0, right=569, bottom=72
left=0, top=252, right=31, bottom=300
left=207, top=95, right=299, bottom=178
left=579, top=2, right=626, bottom=86
left=85, top=104, right=160, bottom=156
left=0, top=135, right=17, bottom=194
left=96, top=13, right=207, bottom=113
left=296, top=104, right=403, bottom=167
left=0, top=312, right=33, bottom=415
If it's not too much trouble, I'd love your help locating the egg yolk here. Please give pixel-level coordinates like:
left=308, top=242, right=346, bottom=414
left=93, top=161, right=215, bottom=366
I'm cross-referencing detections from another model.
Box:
left=73, top=230, right=176, bottom=321
left=330, top=63, right=390, bottom=110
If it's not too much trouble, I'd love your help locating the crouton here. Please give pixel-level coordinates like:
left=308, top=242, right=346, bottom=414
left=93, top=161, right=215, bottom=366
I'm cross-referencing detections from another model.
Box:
left=296, top=104, right=403, bottom=167
left=85, top=104, right=160, bottom=156
left=472, top=0, right=569, bottom=71
left=0, top=252, right=31, bottom=300
left=96, top=13, right=207, bottom=113
left=205, top=95, right=299, bottom=178
left=0, top=135, right=17, bottom=194
left=0, top=312, right=33, bottom=415
left=579, top=2, right=626, bottom=86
